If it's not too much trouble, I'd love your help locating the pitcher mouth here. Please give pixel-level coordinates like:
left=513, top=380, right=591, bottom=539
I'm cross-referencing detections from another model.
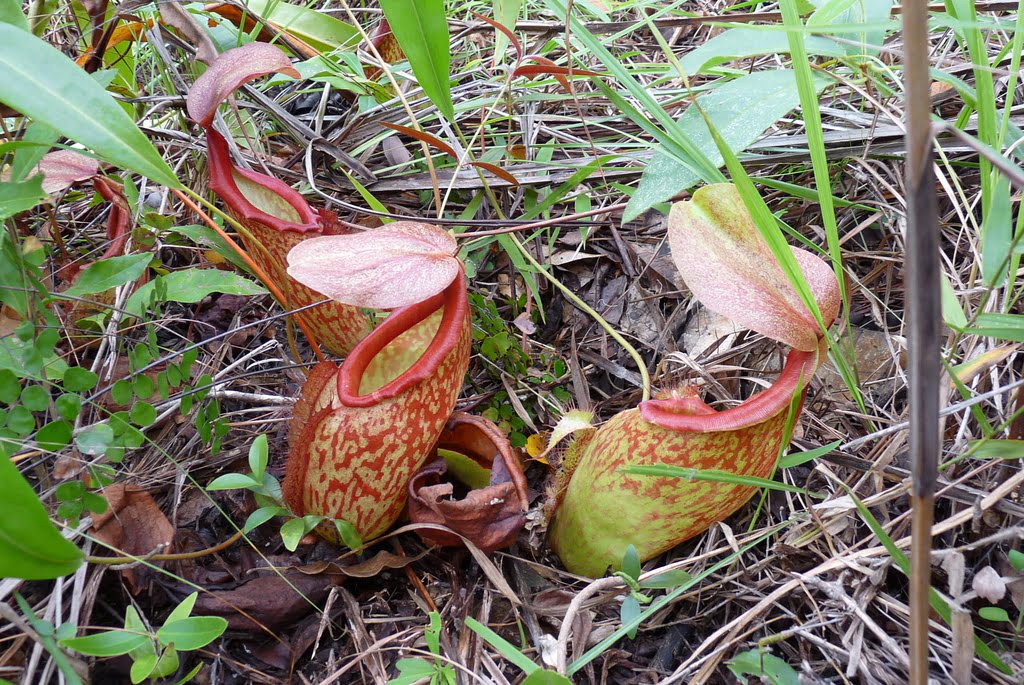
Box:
left=639, top=339, right=826, bottom=432
left=205, top=129, right=320, bottom=233
left=337, top=268, right=468, bottom=408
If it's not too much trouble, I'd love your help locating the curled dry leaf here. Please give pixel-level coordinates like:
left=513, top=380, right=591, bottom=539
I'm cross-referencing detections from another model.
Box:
left=34, top=150, right=99, bottom=196
left=286, top=221, right=462, bottom=310
left=667, top=183, right=840, bottom=351
left=973, top=565, right=1007, bottom=603
left=297, top=548, right=429, bottom=578
left=186, top=42, right=299, bottom=127
left=91, top=484, right=174, bottom=593
left=194, top=571, right=339, bottom=631
left=408, top=412, right=529, bottom=552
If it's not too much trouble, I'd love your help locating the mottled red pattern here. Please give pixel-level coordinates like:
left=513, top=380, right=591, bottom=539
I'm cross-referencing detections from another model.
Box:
left=549, top=346, right=822, bottom=578
left=206, top=130, right=371, bottom=356
left=283, top=272, right=472, bottom=541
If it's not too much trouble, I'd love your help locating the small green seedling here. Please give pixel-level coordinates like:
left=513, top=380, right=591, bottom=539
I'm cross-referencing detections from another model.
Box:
left=615, top=545, right=653, bottom=640
left=388, top=611, right=456, bottom=685
left=727, top=646, right=800, bottom=685
left=977, top=550, right=1024, bottom=650
left=59, top=592, right=227, bottom=683
left=206, top=434, right=362, bottom=551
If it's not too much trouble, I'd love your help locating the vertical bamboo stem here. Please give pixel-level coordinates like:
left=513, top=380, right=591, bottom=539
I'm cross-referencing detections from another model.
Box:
left=902, top=2, right=940, bottom=683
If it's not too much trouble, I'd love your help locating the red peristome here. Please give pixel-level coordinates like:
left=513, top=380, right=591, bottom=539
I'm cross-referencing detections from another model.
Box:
left=206, top=130, right=319, bottom=232
left=339, top=271, right=468, bottom=407
left=205, top=129, right=371, bottom=356
left=639, top=345, right=822, bottom=432
left=283, top=269, right=472, bottom=541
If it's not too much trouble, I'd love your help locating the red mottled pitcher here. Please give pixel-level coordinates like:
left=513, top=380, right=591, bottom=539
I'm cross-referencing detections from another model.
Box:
left=283, top=270, right=472, bottom=541
left=549, top=184, right=841, bottom=577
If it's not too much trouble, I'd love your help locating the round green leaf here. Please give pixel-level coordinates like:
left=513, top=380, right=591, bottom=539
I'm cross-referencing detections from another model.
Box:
left=19, top=384, right=49, bottom=411
left=55, top=480, right=85, bottom=502
left=129, top=402, right=156, bottom=427
left=132, top=374, right=154, bottom=399
left=0, top=369, right=20, bottom=404
left=75, top=423, right=114, bottom=455
left=6, top=405, right=35, bottom=435
left=111, top=379, right=133, bottom=406
left=62, top=366, right=98, bottom=392
left=55, top=393, right=82, bottom=421
left=37, top=420, right=72, bottom=451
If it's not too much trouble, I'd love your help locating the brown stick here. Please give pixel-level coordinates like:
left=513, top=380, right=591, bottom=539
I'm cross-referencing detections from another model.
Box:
left=902, top=1, right=940, bottom=683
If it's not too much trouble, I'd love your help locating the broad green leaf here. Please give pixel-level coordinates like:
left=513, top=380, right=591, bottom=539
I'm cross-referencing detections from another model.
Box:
left=978, top=606, right=1011, bottom=623
left=437, top=448, right=491, bottom=490
left=241, top=0, right=360, bottom=53
left=156, top=616, right=227, bottom=651
left=380, top=0, right=454, bottom=120
left=63, top=367, right=98, bottom=392
left=626, top=70, right=827, bottom=221
left=0, top=175, right=46, bottom=220
left=621, top=545, right=641, bottom=581
left=333, top=518, right=363, bottom=551
left=37, top=420, right=72, bottom=451
left=248, top=434, right=268, bottom=479
left=0, top=0, right=29, bottom=32
left=243, top=506, right=284, bottom=532
left=170, top=224, right=249, bottom=271
left=125, top=268, right=267, bottom=317
left=0, top=454, right=83, bottom=579
left=279, top=516, right=307, bottom=551
left=679, top=28, right=844, bottom=75
left=130, top=653, right=158, bottom=684
left=60, top=630, right=148, bottom=657
left=206, top=473, right=261, bottom=491
left=1008, top=549, right=1024, bottom=572
left=620, top=594, right=640, bottom=639
left=63, top=254, right=152, bottom=298
left=390, top=658, right=436, bottom=685
left=727, top=649, right=800, bottom=685
left=0, top=24, right=179, bottom=188
left=522, top=671, right=574, bottom=685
